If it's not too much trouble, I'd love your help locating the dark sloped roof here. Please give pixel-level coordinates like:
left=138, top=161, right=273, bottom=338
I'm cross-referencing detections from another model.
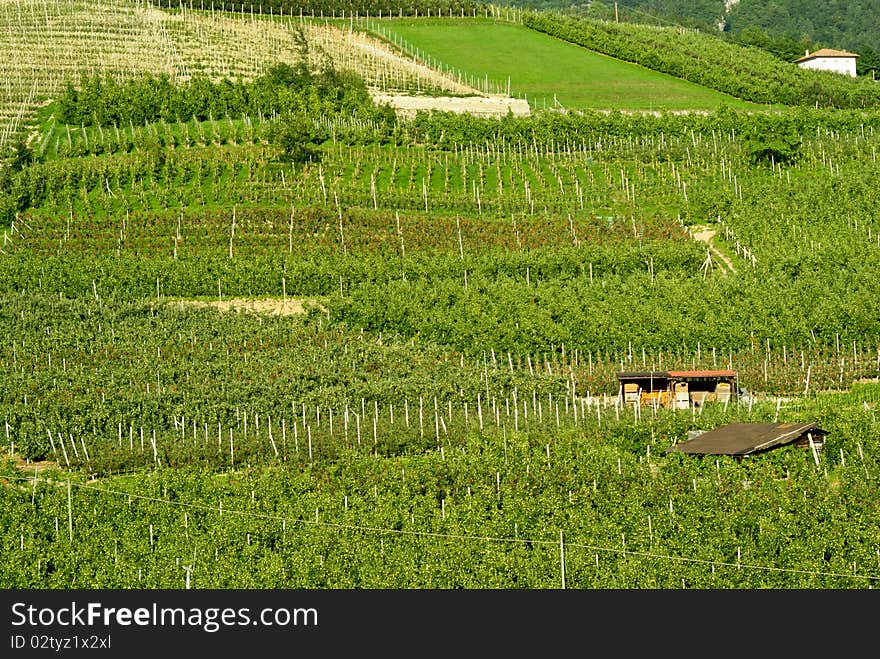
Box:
left=665, top=422, right=827, bottom=456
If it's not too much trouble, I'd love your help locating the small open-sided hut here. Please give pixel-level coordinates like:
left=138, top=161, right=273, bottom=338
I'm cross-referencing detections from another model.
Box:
left=665, top=422, right=828, bottom=461
left=617, top=370, right=737, bottom=409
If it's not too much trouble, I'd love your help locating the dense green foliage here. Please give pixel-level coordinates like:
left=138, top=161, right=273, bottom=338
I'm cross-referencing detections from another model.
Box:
left=726, top=0, right=880, bottom=59
left=401, top=104, right=880, bottom=146
left=56, top=61, right=377, bottom=128
left=6, top=103, right=880, bottom=363
left=3, top=14, right=880, bottom=590
left=2, top=387, right=879, bottom=588
left=269, top=112, right=327, bottom=164
left=5, top=105, right=880, bottom=361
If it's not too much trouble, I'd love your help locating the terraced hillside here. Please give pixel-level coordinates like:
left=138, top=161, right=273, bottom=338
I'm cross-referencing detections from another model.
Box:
left=1, top=4, right=879, bottom=594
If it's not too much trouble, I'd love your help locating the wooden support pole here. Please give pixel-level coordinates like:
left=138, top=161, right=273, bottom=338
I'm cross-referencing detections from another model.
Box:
left=66, top=480, right=74, bottom=542
left=559, top=530, right=566, bottom=589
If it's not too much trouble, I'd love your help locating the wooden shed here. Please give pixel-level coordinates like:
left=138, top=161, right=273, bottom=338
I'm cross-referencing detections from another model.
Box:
left=665, top=422, right=829, bottom=461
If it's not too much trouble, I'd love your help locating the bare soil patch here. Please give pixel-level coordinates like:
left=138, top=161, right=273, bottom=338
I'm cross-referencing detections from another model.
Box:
left=4, top=449, right=59, bottom=474
left=372, top=91, right=531, bottom=118
left=173, top=297, right=324, bottom=316
left=688, top=224, right=737, bottom=274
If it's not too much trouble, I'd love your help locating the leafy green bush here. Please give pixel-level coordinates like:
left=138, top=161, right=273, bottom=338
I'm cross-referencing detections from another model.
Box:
left=269, top=112, right=327, bottom=165
left=743, top=123, right=802, bottom=165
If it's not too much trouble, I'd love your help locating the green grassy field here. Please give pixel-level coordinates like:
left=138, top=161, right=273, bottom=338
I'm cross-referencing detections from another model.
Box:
left=374, top=17, right=760, bottom=111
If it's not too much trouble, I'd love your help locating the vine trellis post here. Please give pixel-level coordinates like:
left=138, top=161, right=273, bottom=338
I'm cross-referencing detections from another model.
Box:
left=559, top=530, right=566, bottom=589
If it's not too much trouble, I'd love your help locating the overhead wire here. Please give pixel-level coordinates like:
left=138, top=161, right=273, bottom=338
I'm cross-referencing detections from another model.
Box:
left=5, top=473, right=879, bottom=584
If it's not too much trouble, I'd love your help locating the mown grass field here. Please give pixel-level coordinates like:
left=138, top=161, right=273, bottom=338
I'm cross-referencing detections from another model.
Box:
left=373, top=17, right=760, bottom=111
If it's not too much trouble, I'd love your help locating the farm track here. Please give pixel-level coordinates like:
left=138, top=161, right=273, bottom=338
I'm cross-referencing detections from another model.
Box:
left=689, top=224, right=737, bottom=275
left=172, top=297, right=323, bottom=316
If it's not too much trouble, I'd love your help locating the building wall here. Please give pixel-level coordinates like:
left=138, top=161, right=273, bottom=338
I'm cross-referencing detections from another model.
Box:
left=798, top=57, right=857, bottom=77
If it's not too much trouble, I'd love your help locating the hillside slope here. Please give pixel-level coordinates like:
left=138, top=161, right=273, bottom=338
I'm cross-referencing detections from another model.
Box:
left=0, top=0, right=479, bottom=155
left=375, top=17, right=758, bottom=111
left=505, top=0, right=880, bottom=68
left=521, top=11, right=880, bottom=108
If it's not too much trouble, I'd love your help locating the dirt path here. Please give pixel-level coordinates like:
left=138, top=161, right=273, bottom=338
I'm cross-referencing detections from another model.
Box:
left=688, top=225, right=737, bottom=275
left=2, top=449, right=59, bottom=480
left=171, top=297, right=324, bottom=316
left=371, top=91, right=531, bottom=118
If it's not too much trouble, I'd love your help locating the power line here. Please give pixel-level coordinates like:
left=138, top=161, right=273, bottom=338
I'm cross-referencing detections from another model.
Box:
left=567, top=0, right=705, bottom=32
left=8, top=474, right=880, bottom=584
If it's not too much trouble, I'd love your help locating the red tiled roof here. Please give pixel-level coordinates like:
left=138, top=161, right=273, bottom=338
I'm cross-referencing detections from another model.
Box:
left=795, top=48, right=860, bottom=62
left=666, top=370, right=736, bottom=378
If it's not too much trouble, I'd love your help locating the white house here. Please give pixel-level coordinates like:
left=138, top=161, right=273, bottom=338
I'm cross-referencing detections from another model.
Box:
left=795, top=48, right=859, bottom=77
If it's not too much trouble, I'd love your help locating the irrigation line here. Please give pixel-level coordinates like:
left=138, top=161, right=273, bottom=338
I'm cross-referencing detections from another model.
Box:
left=9, top=474, right=880, bottom=584
left=610, top=1, right=699, bottom=31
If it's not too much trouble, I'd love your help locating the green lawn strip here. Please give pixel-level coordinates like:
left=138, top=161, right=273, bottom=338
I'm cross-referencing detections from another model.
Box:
left=375, top=17, right=759, bottom=111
